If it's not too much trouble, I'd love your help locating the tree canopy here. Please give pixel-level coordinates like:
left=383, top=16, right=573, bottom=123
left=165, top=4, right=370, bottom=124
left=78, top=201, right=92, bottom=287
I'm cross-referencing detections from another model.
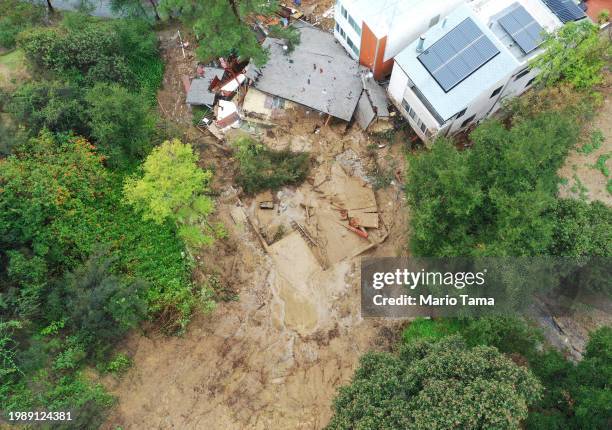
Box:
left=85, top=83, right=156, bottom=168
left=531, top=20, right=611, bottom=90
left=159, top=0, right=279, bottom=65
left=405, top=111, right=578, bottom=257
left=326, top=336, right=542, bottom=430
left=124, top=139, right=222, bottom=247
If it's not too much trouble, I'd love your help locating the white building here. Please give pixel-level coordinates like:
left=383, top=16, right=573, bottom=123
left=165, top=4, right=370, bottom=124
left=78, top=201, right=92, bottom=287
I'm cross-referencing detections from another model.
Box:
left=334, top=0, right=465, bottom=79
left=387, top=0, right=585, bottom=141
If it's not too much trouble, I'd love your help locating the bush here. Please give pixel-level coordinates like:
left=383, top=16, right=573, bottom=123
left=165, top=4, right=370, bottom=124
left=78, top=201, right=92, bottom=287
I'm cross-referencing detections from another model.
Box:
left=85, top=83, right=156, bottom=168
left=0, top=0, right=45, bottom=50
left=105, top=352, right=132, bottom=376
left=58, top=252, right=146, bottom=354
left=17, top=16, right=160, bottom=90
left=8, top=80, right=89, bottom=136
left=549, top=199, right=612, bottom=257
left=234, top=137, right=310, bottom=194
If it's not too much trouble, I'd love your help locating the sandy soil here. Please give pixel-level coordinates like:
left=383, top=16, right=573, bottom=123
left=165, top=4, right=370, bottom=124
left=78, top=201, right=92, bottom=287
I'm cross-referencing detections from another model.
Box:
left=103, top=130, right=408, bottom=429
left=103, top=26, right=409, bottom=430
left=558, top=75, right=612, bottom=206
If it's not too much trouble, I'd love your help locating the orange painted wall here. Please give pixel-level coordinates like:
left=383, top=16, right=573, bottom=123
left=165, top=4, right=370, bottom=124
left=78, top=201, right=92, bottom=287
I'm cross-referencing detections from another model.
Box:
left=359, top=23, right=378, bottom=70
left=359, top=23, right=393, bottom=80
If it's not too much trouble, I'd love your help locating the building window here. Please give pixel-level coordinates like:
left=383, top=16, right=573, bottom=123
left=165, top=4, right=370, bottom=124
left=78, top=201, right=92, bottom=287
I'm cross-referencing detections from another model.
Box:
left=338, top=26, right=346, bottom=38
left=401, top=99, right=410, bottom=113
left=335, top=23, right=339, bottom=32
left=420, top=122, right=427, bottom=133
left=402, top=99, right=417, bottom=119
left=341, top=6, right=348, bottom=19
left=490, top=86, right=503, bottom=98
left=348, top=15, right=362, bottom=36
left=347, top=37, right=359, bottom=55
left=429, top=15, right=440, bottom=28
left=514, top=68, right=530, bottom=81
left=461, top=114, right=476, bottom=129
left=455, top=108, right=467, bottom=119
left=525, top=77, right=536, bottom=88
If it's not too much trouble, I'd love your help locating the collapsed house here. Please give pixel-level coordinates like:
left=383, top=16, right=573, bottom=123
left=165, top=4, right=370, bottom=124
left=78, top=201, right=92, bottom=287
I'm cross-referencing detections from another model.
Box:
left=185, top=57, right=248, bottom=138
left=186, top=67, right=224, bottom=107
left=245, top=21, right=390, bottom=130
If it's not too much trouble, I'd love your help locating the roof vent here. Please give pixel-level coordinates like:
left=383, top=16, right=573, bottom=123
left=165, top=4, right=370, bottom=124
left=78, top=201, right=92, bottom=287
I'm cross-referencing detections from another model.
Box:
left=416, top=35, right=425, bottom=53
left=442, top=17, right=448, bottom=28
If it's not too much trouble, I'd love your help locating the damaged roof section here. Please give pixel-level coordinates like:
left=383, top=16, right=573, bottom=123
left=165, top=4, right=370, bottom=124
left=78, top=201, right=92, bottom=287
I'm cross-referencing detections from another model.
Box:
left=186, top=67, right=225, bottom=106
left=246, top=22, right=363, bottom=121
left=355, top=76, right=390, bottom=129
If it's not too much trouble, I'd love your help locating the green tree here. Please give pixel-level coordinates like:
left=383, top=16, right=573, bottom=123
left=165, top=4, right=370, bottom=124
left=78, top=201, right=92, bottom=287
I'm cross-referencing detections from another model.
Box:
left=124, top=139, right=220, bottom=247
left=327, top=336, right=542, bottom=430
left=85, top=83, right=156, bottom=168
left=159, top=0, right=279, bottom=65
left=0, top=132, right=106, bottom=268
left=549, top=199, right=612, bottom=257
left=531, top=20, right=611, bottom=90
left=571, top=326, right=612, bottom=429
left=405, top=112, right=578, bottom=257
left=8, top=81, right=89, bottom=136
left=58, top=251, right=146, bottom=353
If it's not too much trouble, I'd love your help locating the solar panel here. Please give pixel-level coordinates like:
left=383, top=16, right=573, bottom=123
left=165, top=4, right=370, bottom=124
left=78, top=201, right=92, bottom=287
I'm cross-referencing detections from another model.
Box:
left=542, top=0, right=586, bottom=23
left=418, top=18, right=500, bottom=93
left=498, top=4, right=544, bottom=54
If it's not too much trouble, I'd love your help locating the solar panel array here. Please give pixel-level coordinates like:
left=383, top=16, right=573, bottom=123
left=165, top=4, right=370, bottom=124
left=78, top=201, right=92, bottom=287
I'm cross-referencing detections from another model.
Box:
left=542, top=0, right=586, bottom=23
left=418, top=18, right=500, bottom=93
left=498, top=4, right=544, bottom=54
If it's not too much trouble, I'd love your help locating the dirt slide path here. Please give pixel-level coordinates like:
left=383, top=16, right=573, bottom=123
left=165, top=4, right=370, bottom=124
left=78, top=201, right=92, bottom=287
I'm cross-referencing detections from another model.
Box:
left=103, top=29, right=408, bottom=428
left=103, top=163, right=406, bottom=429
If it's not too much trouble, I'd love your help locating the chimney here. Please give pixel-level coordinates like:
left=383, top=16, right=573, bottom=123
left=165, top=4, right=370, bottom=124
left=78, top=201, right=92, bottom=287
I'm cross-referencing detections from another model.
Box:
left=416, top=35, right=425, bottom=52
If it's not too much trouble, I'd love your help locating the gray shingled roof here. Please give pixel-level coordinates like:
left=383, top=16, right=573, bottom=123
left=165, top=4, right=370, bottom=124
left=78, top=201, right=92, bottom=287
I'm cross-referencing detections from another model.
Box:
left=246, top=22, right=363, bottom=121
left=186, top=67, right=225, bottom=106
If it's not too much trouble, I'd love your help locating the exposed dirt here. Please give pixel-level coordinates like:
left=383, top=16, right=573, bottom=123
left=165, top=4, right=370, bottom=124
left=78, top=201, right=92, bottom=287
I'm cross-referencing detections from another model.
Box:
left=103, top=27, right=409, bottom=430
left=558, top=74, right=612, bottom=206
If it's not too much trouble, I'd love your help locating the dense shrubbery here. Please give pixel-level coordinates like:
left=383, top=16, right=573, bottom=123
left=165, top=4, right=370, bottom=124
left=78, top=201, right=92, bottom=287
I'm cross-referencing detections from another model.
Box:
left=0, top=13, right=207, bottom=427
left=7, top=16, right=162, bottom=168
left=0, top=0, right=45, bottom=49
left=17, top=18, right=161, bottom=92
left=234, top=137, right=310, bottom=194
left=406, top=111, right=580, bottom=257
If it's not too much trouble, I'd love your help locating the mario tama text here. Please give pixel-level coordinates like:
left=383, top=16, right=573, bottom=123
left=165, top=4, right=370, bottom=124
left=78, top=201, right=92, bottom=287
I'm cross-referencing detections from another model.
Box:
left=361, top=257, right=611, bottom=318
left=362, top=262, right=497, bottom=318
left=361, top=257, right=587, bottom=318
